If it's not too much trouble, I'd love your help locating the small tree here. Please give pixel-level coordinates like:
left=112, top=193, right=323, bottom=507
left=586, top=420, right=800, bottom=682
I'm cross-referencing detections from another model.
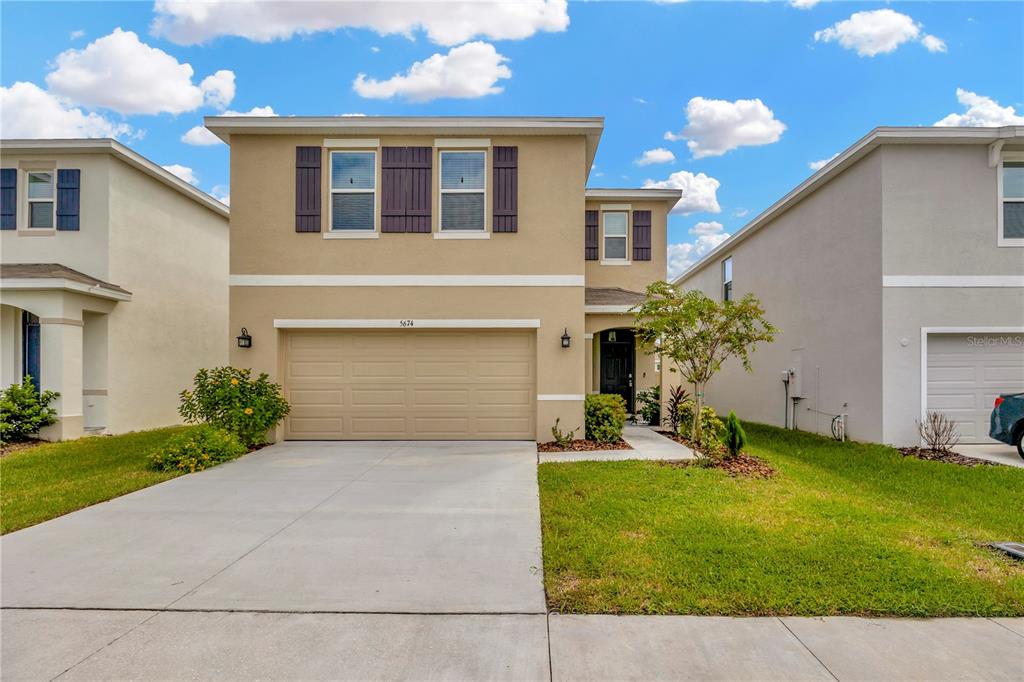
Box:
left=917, top=411, right=960, bottom=452
left=723, top=411, right=746, bottom=459
left=634, top=281, right=778, bottom=443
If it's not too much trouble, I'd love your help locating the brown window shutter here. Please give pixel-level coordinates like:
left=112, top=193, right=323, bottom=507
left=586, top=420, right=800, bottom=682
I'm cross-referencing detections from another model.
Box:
left=405, top=147, right=432, bottom=233
left=295, top=146, right=321, bottom=232
left=0, top=168, right=16, bottom=230
left=381, top=147, right=432, bottom=233
left=632, top=210, right=652, bottom=261
left=56, top=169, right=81, bottom=231
left=585, top=210, right=599, bottom=260
left=381, top=147, right=407, bottom=233
left=492, top=146, right=517, bottom=233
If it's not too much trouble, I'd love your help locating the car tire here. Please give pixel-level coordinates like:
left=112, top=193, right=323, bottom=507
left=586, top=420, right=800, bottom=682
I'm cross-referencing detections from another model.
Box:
left=1017, top=429, right=1024, bottom=461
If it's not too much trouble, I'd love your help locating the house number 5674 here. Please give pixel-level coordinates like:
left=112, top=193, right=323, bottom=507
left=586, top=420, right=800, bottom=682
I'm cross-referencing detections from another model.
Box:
left=399, top=319, right=414, bottom=327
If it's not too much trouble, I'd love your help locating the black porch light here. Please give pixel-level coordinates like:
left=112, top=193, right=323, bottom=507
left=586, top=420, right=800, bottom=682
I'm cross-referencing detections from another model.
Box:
left=236, top=327, right=252, bottom=349
left=561, top=328, right=572, bottom=349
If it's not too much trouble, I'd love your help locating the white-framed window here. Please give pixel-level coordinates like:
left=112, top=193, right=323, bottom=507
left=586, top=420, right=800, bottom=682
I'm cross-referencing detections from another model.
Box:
left=439, top=150, right=486, bottom=231
left=602, top=211, right=628, bottom=260
left=999, top=154, right=1024, bottom=246
left=26, top=171, right=55, bottom=229
left=722, top=256, right=733, bottom=301
left=330, top=150, right=376, bottom=231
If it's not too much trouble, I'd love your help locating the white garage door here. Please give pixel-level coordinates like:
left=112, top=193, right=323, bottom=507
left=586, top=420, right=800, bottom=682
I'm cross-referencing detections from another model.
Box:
left=926, top=333, right=1024, bottom=443
left=283, top=329, right=536, bottom=440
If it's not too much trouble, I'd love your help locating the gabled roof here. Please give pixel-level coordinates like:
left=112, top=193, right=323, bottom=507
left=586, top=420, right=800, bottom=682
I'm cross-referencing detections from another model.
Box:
left=674, top=125, right=1024, bottom=283
left=585, top=287, right=646, bottom=306
left=204, top=115, right=605, bottom=178
left=0, top=263, right=132, bottom=301
left=0, top=139, right=229, bottom=219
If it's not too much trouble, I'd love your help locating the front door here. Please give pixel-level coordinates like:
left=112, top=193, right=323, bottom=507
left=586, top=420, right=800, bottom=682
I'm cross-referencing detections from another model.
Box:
left=600, top=329, right=635, bottom=413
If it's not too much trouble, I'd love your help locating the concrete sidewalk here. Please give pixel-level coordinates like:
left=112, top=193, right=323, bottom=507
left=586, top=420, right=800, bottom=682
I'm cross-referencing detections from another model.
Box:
left=3, top=609, right=1021, bottom=680
left=954, top=443, right=1024, bottom=468
left=538, top=424, right=696, bottom=463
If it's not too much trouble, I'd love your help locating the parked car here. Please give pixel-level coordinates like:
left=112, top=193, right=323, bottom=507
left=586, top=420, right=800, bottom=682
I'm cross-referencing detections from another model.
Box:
left=990, top=393, right=1024, bottom=459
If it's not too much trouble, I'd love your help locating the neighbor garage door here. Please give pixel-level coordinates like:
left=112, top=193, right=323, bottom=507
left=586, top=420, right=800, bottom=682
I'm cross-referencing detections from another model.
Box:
left=926, top=333, right=1024, bottom=443
left=283, top=329, right=535, bottom=440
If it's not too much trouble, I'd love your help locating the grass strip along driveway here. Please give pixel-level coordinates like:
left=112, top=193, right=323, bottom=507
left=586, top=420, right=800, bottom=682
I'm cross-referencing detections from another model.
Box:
left=1, top=427, right=195, bottom=534
left=539, top=423, right=1024, bottom=617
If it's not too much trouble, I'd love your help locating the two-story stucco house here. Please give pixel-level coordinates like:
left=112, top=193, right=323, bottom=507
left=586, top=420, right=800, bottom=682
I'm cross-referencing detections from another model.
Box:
left=0, top=139, right=229, bottom=440
left=675, top=126, right=1024, bottom=447
left=206, top=116, right=679, bottom=441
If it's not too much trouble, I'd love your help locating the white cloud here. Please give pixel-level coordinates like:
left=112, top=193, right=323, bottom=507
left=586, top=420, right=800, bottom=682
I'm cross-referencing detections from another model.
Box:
left=162, top=163, right=199, bottom=186
left=813, top=9, right=944, bottom=57
left=152, top=0, right=569, bottom=46
left=689, top=220, right=724, bottom=236
left=370, top=46, right=381, bottom=53
left=45, top=28, right=235, bottom=115
left=935, top=88, right=1024, bottom=127
left=635, top=148, right=675, bottom=166
left=70, top=29, right=85, bottom=40
left=0, top=81, right=134, bottom=139
left=633, top=96, right=648, bottom=105
left=181, top=105, right=276, bottom=145
left=665, top=96, right=786, bottom=159
left=667, top=234, right=730, bottom=280
left=211, top=184, right=230, bottom=206
left=353, top=41, right=510, bottom=102
left=340, top=112, right=366, bottom=117
left=808, top=153, right=839, bottom=171
left=790, top=0, right=821, bottom=8
left=643, top=170, right=721, bottom=216
left=733, top=208, right=749, bottom=218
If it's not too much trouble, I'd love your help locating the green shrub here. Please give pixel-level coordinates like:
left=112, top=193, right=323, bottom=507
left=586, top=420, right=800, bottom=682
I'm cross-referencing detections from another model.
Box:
left=665, top=385, right=689, bottom=434
left=149, top=425, right=247, bottom=473
left=723, top=411, right=747, bottom=459
left=678, top=399, right=725, bottom=454
left=0, top=377, right=59, bottom=444
left=550, top=418, right=578, bottom=448
left=584, top=394, right=628, bottom=443
left=635, top=385, right=661, bottom=426
left=179, top=367, right=290, bottom=447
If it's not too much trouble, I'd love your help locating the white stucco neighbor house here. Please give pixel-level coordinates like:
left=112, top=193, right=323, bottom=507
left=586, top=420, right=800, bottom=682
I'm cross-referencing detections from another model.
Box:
left=1, top=139, right=229, bottom=441
left=675, top=126, right=1024, bottom=447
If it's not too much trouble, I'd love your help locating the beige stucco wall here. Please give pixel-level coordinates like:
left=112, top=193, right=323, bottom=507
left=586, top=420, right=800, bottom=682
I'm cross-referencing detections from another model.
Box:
left=231, top=286, right=585, bottom=441
left=677, top=150, right=885, bottom=441
left=230, top=134, right=586, bottom=276
left=584, top=199, right=668, bottom=292
left=0, top=304, right=21, bottom=387
left=105, top=156, right=229, bottom=434
left=0, top=152, right=111, bottom=279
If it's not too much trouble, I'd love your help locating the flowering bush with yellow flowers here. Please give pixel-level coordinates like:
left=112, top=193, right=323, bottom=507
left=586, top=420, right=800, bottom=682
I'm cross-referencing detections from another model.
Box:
left=149, top=425, right=247, bottom=472
left=179, top=367, right=290, bottom=447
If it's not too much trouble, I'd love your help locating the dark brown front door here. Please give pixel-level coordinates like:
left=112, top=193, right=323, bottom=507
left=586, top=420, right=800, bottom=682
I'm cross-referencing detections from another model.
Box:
left=600, top=329, right=634, bottom=413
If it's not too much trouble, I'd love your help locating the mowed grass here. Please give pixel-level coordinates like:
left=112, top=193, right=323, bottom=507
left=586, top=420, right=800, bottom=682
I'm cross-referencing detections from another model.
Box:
left=1, top=426, right=196, bottom=534
left=538, top=423, right=1024, bottom=616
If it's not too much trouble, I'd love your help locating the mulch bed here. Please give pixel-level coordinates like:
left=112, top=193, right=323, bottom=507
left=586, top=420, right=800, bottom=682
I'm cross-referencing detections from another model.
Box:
left=656, top=430, right=777, bottom=478
left=898, top=447, right=997, bottom=467
left=538, top=439, right=632, bottom=452
left=0, top=439, right=45, bottom=457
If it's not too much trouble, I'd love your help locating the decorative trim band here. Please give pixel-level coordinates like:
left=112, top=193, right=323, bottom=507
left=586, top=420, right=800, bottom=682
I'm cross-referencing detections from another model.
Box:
left=585, top=305, right=635, bottom=313
left=233, top=275, right=584, bottom=287
left=1, top=278, right=132, bottom=301
left=434, top=232, right=490, bottom=240
left=38, top=317, right=84, bottom=327
left=537, top=394, right=586, bottom=401
left=274, top=318, right=541, bottom=329
left=883, top=275, right=1024, bottom=288
left=323, top=231, right=379, bottom=240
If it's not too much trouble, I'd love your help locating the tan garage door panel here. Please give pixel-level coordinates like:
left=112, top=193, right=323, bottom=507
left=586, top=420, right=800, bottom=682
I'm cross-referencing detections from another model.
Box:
left=926, top=333, right=1024, bottom=443
left=284, top=330, right=535, bottom=440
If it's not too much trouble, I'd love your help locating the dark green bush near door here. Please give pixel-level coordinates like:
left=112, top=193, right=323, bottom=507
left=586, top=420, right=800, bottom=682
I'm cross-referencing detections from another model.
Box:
left=0, top=376, right=59, bottom=445
left=584, top=394, right=627, bottom=443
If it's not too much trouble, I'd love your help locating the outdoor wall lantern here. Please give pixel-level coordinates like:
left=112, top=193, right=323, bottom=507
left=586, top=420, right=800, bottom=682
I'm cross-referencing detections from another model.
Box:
left=561, top=328, right=572, bottom=349
left=236, top=327, right=252, bottom=349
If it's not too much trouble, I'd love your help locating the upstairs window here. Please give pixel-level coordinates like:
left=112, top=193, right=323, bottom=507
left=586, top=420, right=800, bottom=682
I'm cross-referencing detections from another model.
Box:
left=330, top=151, right=376, bottom=231
left=27, top=171, right=54, bottom=229
left=440, top=151, right=485, bottom=231
left=1001, top=158, right=1024, bottom=245
left=603, top=211, right=628, bottom=260
left=722, top=257, right=733, bottom=301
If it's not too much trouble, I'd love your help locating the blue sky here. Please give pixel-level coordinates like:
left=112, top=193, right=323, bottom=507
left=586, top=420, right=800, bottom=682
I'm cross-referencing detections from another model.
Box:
left=2, top=1, right=1021, bottom=276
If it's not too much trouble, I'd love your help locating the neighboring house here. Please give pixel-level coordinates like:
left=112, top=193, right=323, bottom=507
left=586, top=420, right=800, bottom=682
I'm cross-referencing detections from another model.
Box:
left=0, top=139, right=229, bottom=440
left=206, top=116, right=679, bottom=441
left=674, top=126, right=1024, bottom=446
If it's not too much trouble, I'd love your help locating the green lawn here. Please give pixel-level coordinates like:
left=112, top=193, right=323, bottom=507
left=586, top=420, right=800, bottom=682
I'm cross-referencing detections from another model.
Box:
left=1, top=426, right=197, bottom=534
left=538, top=423, right=1024, bottom=617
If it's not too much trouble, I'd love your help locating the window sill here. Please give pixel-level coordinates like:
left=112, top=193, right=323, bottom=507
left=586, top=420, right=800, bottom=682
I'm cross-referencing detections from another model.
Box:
left=434, top=232, right=490, bottom=240
left=324, top=231, right=379, bottom=239
left=997, top=239, right=1024, bottom=247
left=17, top=228, right=56, bottom=236
left=600, top=259, right=631, bottom=266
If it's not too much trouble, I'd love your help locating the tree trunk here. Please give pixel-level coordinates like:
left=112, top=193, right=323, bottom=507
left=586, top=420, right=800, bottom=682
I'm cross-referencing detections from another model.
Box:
left=692, top=382, right=703, bottom=443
